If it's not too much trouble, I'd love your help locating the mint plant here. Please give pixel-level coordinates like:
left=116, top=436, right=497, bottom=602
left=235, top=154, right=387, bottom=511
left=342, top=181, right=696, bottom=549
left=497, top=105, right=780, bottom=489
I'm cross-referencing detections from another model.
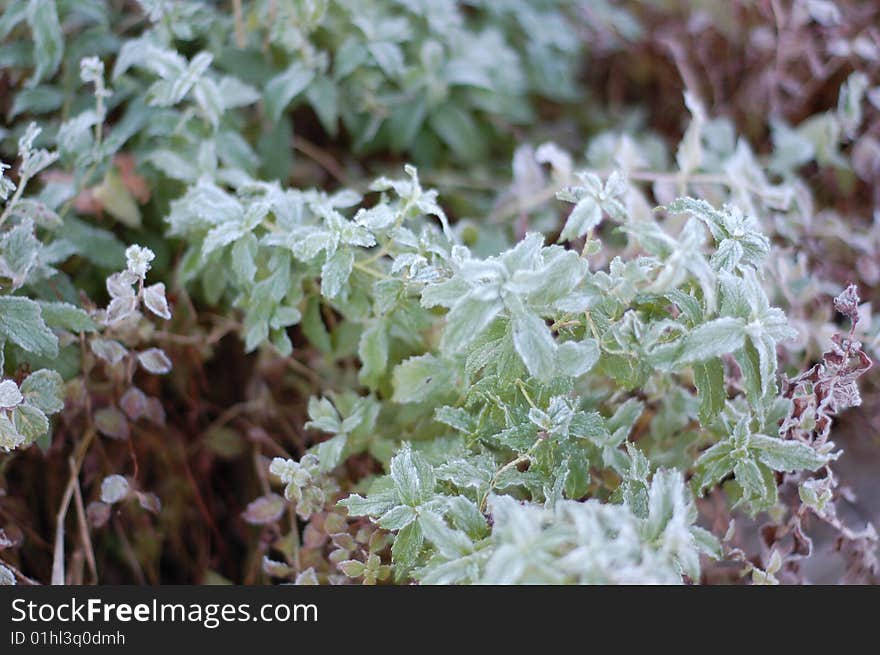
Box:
left=255, top=162, right=865, bottom=584
left=0, top=0, right=876, bottom=585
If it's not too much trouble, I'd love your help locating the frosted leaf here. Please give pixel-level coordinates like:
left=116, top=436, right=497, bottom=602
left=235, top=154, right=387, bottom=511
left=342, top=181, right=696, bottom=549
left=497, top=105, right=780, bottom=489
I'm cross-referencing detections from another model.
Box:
left=0, top=380, right=23, bottom=409
left=137, top=348, right=172, bottom=374
left=294, top=568, right=319, bottom=585
left=105, top=295, right=138, bottom=325
left=242, top=494, right=286, bottom=525
left=100, top=475, right=129, bottom=504
left=95, top=406, right=130, bottom=440
left=106, top=271, right=138, bottom=299
left=90, top=338, right=128, bottom=365
left=143, top=282, right=172, bottom=320
left=119, top=387, right=148, bottom=421
left=0, top=414, right=24, bottom=452
left=833, top=284, right=861, bottom=326
left=0, top=564, right=15, bottom=585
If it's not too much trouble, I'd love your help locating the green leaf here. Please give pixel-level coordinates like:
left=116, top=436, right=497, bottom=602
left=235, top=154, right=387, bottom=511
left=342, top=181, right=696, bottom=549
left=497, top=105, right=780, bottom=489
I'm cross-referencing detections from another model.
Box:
left=570, top=411, right=610, bottom=443
left=320, top=248, right=354, bottom=299
left=358, top=320, right=388, bottom=389
left=445, top=496, right=488, bottom=540
left=691, top=526, right=723, bottom=560
left=560, top=196, right=602, bottom=242
left=749, top=434, right=829, bottom=472
left=0, top=380, right=22, bottom=407
left=305, top=76, right=339, bottom=136
left=229, top=233, right=257, bottom=286
left=58, top=216, right=126, bottom=270
left=264, top=61, right=315, bottom=123
left=667, top=290, right=704, bottom=325
left=433, top=406, right=475, bottom=434
left=13, top=403, right=48, bottom=444
left=389, top=97, right=426, bottom=151
left=440, top=294, right=501, bottom=354
left=10, top=85, right=64, bottom=119
left=377, top=505, right=417, bottom=531
left=0, top=296, right=58, bottom=357
left=693, top=359, right=726, bottom=425
left=392, top=354, right=457, bottom=404
left=693, top=441, right=734, bottom=493
left=368, top=41, right=404, bottom=77
left=733, top=457, right=768, bottom=506
left=0, top=1, right=27, bottom=41
left=301, top=296, right=332, bottom=354
left=643, top=469, right=689, bottom=541
left=391, top=520, right=423, bottom=578
left=304, top=397, right=341, bottom=434
left=429, top=103, right=487, bottom=162
left=419, top=511, right=472, bottom=559
left=19, top=369, right=64, bottom=414
left=511, top=311, right=556, bottom=381
left=0, top=413, right=24, bottom=452
left=312, top=434, right=346, bottom=472
left=338, top=490, right=397, bottom=517
left=38, top=301, right=97, bottom=333
left=390, top=444, right=435, bottom=506
left=0, top=219, right=39, bottom=289
left=677, top=317, right=745, bottom=365
left=555, top=339, right=599, bottom=378
left=734, top=340, right=764, bottom=409
left=26, top=0, right=63, bottom=86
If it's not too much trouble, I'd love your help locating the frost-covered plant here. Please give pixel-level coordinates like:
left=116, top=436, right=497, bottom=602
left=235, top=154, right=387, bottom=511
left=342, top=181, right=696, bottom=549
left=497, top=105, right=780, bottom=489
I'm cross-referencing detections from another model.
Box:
left=0, top=0, right=876, bottom=586
left=0, top=18, right=179, bottom=579
left=0, top=119, right=168, bottom=450
left=245, top=157, right=866, bottom=583
left=0, top=0, right=622, bottom=173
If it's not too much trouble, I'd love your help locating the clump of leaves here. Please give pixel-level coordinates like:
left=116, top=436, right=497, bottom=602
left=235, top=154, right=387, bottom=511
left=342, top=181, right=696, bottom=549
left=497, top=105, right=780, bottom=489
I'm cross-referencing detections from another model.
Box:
left=1, top=0, right=877, bottom=586
left=249, top=158, right=867, bottom=583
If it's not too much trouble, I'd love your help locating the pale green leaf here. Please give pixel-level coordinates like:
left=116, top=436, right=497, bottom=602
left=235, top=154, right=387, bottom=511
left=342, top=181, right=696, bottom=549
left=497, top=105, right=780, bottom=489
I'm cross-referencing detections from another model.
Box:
left=693, top=359, right=726, bottom=425
left=0, top=296, right=58, bottom=357
left=321, top=248, right=354, bottom=299
left=264, top=62, right=315, bottom=122
left=26, top=0, right=63, bottom=86
left=38, top=302, right=97, bottom=333
left=20, top=369, right=64, bottom=414
left=750, top=434, right=830, bottom=472
left=358, top=320, right=388, bottom=389
left=392, top=354, right=457, bottom=404
left=511, top=311, right=556, bottom=381
left=677, top=317, right=745, bottom=365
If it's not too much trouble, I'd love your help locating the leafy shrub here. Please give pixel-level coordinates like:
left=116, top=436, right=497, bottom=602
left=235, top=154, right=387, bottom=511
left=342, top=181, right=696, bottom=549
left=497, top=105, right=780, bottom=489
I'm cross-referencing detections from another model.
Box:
left=0, top=0, right=877, bottom=585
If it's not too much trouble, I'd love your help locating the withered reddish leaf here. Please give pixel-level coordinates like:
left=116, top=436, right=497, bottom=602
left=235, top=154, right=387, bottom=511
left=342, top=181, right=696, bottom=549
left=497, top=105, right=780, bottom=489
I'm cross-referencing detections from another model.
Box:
left=242, top=494, right=285, bottom=525
left=94, top=406, right=130, bottom=440
left=119, top=387, right=148, bottom=421
left=136, top=492, right=162, bottom=514
left=87, top=501, right=111, bottom=528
